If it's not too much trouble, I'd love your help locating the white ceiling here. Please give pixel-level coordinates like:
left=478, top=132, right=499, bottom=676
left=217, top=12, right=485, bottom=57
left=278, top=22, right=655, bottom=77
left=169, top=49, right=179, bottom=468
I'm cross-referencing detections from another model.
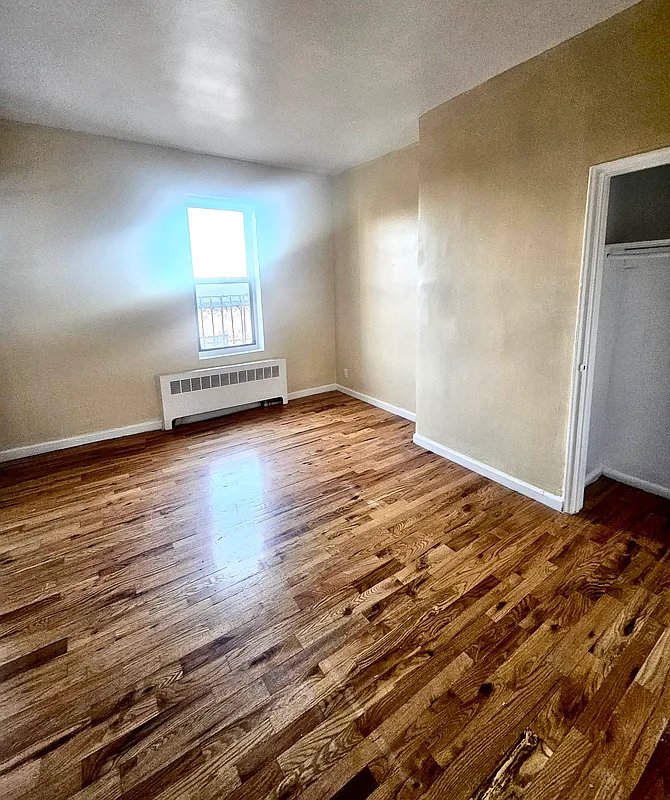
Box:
left=0, top=0, right=637, bottom=174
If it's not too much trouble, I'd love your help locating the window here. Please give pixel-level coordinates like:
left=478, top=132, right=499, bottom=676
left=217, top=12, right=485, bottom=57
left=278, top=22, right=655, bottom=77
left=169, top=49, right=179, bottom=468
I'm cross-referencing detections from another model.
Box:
left=186, top=200, right=263, bottom=357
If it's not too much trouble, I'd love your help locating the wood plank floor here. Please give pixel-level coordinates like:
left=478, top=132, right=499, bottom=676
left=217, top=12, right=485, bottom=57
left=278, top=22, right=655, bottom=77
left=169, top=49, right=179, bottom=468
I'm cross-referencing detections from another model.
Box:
left=1, top=392, right=669, bottom=800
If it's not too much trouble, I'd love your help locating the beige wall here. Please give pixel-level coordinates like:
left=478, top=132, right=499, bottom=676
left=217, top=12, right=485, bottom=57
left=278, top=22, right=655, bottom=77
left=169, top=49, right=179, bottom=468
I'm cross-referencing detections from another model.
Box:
left=333, top=145, right=418, bottom=413
left=0, top=120, right=335, bottom=450
left=417, top=0, right=670, bottom=495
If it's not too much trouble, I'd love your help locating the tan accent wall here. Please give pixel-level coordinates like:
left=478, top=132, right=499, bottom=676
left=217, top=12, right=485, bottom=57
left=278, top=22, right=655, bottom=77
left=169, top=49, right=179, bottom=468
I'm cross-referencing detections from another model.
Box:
left=0, top=120, right=335, bottom=450
left=417, top=0, right=670, bottom=495
left=333, top=145, right=418, bottom=413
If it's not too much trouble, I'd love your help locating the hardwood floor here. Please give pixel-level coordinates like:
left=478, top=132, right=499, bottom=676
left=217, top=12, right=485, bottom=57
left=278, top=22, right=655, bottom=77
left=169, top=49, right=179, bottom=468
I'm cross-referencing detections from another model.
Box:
left=1, top=392, right=669, bottom=800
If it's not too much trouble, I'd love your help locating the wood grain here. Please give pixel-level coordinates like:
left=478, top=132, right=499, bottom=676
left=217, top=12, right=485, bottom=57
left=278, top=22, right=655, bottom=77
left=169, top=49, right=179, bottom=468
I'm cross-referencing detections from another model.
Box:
left=0, top=392, right=668, bottom=799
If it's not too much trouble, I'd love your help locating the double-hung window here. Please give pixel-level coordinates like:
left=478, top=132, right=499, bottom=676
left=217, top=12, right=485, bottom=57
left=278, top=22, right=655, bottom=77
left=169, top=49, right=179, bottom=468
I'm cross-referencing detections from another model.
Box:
left=186, top=200, right=263, bottom=358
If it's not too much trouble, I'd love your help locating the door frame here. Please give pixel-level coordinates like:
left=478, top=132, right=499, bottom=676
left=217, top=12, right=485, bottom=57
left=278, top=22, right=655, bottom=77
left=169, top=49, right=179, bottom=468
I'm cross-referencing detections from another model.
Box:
left=563, top=144, right=670, bottom=513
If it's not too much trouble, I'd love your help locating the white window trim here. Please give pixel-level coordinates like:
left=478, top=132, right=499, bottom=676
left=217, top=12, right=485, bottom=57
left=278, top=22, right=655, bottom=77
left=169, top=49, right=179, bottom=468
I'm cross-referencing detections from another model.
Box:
left=198, top=342, right=265, bottom=360
left=185, top=196, right=265, bottom=359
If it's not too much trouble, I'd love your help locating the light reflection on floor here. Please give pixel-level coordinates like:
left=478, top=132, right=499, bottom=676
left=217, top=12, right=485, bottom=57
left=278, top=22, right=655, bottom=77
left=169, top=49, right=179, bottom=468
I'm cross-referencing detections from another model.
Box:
left=205, top=450, right=268, bottom=580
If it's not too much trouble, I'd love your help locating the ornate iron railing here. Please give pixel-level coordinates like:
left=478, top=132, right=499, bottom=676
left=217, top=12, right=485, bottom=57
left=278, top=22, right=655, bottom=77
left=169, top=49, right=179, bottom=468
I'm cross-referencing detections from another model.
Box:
left=196, top=294, right=253, bottom=350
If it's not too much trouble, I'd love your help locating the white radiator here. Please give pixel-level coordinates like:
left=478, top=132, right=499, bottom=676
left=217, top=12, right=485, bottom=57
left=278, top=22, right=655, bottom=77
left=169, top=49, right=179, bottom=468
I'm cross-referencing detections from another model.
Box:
left=159, top=359, right=287, bottom=430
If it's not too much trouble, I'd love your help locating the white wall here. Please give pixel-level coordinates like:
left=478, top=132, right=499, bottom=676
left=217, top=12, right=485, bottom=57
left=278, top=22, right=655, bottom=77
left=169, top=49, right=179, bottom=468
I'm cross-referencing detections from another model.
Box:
left=586, top=257, right=622, bottom=476
left=587, top=250, right=670, bottom=494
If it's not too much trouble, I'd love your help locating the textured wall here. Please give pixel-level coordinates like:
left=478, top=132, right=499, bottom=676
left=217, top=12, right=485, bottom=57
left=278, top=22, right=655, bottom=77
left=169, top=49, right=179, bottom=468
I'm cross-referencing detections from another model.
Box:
left=417, top=0, right=670, bottom=494
left=0, top=120, right=335, bottom=450
left=333, top=145, right=418, bottom=413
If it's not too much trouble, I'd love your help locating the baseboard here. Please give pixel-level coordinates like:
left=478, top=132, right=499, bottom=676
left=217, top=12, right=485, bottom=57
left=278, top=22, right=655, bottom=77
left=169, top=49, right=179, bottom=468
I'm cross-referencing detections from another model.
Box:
left=287, top=384, right=337, bottom=400
left=0, top=420, right=163, bottom=463
left=585, top=467, right=602, bottom=486
left=336, top=385, right=416, bottom=423
left=601, top=467, right=670, bottom=500
left=412, top=433, right=564, bottom=512
left=0, top=385, right=339, bottom=463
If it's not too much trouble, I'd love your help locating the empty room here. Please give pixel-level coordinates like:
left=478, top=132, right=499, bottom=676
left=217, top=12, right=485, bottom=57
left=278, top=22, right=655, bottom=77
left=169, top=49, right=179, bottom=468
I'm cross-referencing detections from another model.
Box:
left=1, top=0, right=669, bottom=798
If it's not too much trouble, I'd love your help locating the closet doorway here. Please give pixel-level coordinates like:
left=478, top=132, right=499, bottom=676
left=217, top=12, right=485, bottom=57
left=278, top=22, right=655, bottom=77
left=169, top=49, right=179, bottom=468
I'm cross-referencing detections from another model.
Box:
left=564, top=146, right=670, bottom=514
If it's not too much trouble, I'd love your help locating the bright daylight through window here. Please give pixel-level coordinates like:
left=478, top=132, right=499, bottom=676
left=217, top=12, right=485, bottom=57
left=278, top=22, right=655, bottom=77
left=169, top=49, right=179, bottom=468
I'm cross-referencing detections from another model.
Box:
left=186, top=203, right=263, bottom=356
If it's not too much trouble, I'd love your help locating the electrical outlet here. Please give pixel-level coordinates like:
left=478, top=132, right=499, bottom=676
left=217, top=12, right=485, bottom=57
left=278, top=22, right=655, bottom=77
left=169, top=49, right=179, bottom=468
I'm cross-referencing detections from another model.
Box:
left=343, top=368, right=349, bottom=379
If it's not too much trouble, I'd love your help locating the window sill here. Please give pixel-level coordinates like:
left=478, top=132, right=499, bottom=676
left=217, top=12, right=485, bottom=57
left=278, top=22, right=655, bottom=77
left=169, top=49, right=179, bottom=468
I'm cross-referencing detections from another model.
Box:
left=198, top=344, right=265, bottom=360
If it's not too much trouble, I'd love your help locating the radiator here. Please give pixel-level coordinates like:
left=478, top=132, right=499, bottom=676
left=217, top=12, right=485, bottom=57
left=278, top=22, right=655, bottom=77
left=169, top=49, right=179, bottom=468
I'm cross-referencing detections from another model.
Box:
left=159, top=359, right=287, bottom=430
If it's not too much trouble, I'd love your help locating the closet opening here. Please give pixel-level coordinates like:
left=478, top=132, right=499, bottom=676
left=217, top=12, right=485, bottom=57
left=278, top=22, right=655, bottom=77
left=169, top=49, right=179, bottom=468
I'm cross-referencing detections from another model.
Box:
left=564, top=147, right=670, bottom=514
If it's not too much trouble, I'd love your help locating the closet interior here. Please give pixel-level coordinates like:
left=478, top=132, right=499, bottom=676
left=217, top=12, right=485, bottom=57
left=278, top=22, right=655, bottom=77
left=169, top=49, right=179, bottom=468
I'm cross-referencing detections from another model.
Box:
left=586, top=163, right=670, bottom=499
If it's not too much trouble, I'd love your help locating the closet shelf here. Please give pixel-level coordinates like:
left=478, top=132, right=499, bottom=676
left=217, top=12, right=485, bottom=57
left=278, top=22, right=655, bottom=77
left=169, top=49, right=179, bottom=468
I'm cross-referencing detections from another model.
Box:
left=606, top=237, right=670, bottom=261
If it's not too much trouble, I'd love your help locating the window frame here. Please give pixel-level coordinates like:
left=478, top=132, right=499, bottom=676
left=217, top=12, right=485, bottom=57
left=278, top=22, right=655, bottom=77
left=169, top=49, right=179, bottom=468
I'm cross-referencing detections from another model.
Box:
left=185, top=197, right=265, bottom=359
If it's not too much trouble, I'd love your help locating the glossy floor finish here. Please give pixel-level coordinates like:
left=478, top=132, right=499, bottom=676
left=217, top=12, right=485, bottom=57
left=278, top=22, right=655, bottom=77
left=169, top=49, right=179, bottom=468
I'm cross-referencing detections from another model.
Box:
left=1, top=392, right=669, bottom=800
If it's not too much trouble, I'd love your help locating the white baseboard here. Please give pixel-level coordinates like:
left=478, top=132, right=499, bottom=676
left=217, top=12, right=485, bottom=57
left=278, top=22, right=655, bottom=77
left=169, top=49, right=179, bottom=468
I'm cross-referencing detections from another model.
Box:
left=336, top=385, right=416, bottom=422
left=287, top=384, right=337, bottom=400
left=0, top=420, right=162, bottom=463
left=601, top=467, right=670, bottom=500
left=412, top=433, right=564, bottom=512
left=0, top=385, right=339, bottom=463
left=585, top=467, right=602, bottom=486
